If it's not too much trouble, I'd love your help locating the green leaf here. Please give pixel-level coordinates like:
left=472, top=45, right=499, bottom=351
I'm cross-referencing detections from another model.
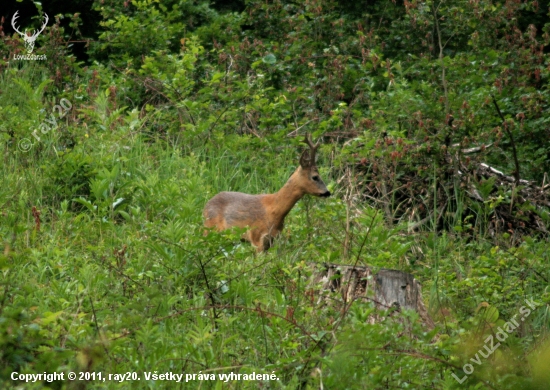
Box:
left=262, top=53, right=277, bottom=64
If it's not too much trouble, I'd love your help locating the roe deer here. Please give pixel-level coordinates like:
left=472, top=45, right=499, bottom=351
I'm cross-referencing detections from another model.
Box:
left=203, top=134, right=331, bottom=252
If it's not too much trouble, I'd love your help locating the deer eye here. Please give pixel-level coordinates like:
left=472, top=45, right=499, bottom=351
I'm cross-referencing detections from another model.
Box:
left=312, top=176, right=320, bottom=181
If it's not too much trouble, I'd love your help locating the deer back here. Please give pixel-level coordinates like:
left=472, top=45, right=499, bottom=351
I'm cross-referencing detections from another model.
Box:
left=203, top=191, right=268, bottom=231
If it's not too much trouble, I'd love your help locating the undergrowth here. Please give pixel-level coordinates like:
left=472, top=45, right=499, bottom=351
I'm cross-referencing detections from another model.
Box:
left=1, top=1, right=550, bottom=388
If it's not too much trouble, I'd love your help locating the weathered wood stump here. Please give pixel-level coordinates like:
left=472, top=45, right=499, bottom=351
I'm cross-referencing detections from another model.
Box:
left=311, top=263, right=435, bottom=329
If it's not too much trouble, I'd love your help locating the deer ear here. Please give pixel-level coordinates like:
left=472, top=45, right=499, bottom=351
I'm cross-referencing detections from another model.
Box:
left=299, top=149, right=311, bottom=168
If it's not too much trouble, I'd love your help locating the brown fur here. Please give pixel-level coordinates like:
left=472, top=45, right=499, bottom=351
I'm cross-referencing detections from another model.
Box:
left=203, top=135, right=330, bottom=252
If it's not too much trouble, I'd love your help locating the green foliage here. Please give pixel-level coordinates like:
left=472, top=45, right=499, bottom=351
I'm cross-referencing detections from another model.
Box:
left=0, top=0, right=549, bottom=388
left=92, top=0, right=183, bottom=66
left=44, top=151, right=96, bottom=206
left=0, top=307, right=71, bottom=387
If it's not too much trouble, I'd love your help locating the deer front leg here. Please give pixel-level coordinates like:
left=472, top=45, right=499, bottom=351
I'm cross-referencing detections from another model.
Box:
left=247, top=228, right=269, bottom=252
left=261, top=234, right=274, bottom=252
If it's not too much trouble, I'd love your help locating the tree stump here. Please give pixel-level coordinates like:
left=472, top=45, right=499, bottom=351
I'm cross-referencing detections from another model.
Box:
left=310, top=263, right=435, bottom=329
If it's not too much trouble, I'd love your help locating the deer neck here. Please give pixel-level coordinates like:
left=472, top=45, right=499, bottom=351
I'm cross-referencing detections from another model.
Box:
left=270, top=170, right=305, bottom=224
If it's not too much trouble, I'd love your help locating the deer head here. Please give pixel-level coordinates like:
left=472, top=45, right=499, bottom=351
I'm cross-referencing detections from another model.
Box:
left=12, top=11, right=49, bottom=54
left=298, top=133, right=330, bottom=197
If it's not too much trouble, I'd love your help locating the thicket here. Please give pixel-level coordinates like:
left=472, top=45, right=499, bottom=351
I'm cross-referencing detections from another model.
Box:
left=1, top=0, right=549, bottom=388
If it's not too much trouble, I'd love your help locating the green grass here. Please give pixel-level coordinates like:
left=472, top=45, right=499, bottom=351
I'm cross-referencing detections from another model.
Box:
left=1, top=62, right=549, bottom=390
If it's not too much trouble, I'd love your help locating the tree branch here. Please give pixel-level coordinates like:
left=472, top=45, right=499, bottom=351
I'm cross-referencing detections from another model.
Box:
left=432, top=2, right=449, bottom=115
left=491, top=95, right=521, bottom=184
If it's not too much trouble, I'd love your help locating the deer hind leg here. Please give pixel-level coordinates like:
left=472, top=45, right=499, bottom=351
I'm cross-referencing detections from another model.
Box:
left=203, top=209, right=228, bottom=236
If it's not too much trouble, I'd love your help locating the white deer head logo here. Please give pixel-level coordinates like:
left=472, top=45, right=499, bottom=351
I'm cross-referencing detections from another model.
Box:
left=11, top=11, right=49, bottom=54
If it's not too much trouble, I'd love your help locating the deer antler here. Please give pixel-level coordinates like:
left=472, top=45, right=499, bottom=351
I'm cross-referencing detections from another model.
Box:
left=34, top=13, right=49, bottom=38
left=35, top=12, right=50, bottom=36
left=11, top=11, right=24, bottom=37
left=300, top=133, right=320, bottom=168
left=12, top=11, right=49, bottom=38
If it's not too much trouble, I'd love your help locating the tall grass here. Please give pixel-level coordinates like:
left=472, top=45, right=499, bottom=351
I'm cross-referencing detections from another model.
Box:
left=1, top=63, right=549, bottom=390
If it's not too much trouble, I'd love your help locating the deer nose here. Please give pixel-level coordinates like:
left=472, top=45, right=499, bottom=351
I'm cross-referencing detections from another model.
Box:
left=320, top=191, right=331, bottom=197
